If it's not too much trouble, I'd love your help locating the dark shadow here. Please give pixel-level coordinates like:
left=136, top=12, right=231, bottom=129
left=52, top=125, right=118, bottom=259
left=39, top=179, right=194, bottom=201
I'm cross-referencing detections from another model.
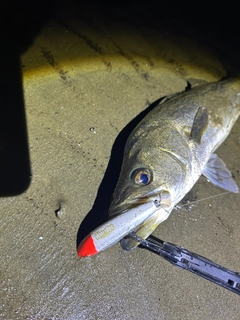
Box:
left=0, top=1, right=54, bottom=195
left=77, top=97, right=165, bottom=246
left=0, top=51, right=31, bottom=195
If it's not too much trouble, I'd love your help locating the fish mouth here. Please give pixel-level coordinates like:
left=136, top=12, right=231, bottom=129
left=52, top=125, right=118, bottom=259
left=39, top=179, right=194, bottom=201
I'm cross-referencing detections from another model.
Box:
left=109, top=190, right=171, bottom=217
left=109, top=197, right=155, bottom=217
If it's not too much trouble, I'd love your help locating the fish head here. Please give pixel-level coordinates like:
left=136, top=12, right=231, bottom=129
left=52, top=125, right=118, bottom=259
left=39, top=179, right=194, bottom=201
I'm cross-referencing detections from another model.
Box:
left=109, top=133, right=185, bottom=218
left=108, top=127, right=187, bottom=251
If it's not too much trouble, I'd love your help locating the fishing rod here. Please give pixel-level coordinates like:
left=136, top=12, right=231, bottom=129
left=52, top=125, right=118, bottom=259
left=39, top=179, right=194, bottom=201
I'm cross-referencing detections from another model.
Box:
left=129, top=233, right=240, bottom=296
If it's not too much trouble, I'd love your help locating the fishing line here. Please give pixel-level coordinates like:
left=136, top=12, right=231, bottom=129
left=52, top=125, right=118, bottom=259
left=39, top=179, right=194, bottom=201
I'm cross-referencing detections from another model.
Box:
left=177, top=191, right=231, bottom=209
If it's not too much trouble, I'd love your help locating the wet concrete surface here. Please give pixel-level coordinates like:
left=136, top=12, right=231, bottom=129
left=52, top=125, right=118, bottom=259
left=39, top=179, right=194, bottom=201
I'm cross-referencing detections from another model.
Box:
left=1, top=2, right=240, bottom=319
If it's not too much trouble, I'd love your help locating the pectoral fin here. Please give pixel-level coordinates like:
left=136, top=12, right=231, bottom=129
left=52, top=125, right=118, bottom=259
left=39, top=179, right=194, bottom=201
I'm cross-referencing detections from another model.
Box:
left=203, top=154, right=239, bottom=193
left=191, top=107, right=209, bottom=143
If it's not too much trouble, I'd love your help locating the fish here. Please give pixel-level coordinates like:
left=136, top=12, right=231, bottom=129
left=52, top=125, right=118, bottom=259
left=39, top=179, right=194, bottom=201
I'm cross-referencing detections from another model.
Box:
left=108, top=77, right=240, bottom=251
left=77, top=77, right=240, bottom=257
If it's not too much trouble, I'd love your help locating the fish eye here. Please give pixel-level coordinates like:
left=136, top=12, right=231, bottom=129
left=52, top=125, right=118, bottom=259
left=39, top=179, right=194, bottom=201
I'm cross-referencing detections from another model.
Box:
left=130, top=168, right=152, bottom=186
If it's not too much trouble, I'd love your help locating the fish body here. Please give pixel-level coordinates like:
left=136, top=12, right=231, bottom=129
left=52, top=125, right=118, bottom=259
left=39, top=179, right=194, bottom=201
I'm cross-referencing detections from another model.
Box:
left=109, top=78, right=240, bottom=251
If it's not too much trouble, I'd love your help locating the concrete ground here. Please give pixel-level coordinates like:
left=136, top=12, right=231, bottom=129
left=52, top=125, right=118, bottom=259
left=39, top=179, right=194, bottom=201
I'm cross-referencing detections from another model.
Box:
left=1, top=2, right=240, bottom=319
